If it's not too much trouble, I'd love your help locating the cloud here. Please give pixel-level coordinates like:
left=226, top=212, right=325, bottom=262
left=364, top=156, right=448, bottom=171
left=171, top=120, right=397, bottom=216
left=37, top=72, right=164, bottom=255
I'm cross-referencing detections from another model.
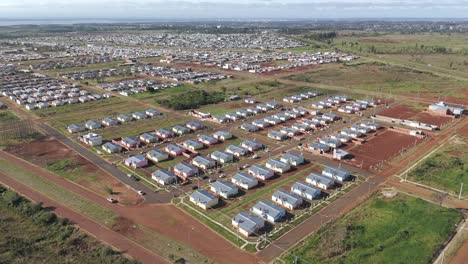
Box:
left=0, top=0, right=467, bottom=19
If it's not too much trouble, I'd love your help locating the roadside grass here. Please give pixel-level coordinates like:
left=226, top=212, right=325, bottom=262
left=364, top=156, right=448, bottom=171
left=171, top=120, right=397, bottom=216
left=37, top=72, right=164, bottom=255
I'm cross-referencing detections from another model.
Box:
left=46, top=159, right=97, bottom=182
left=0, top=186, right=138, bottom=264
left=0, top=159, right=115, bottom=223
left=407, top=136, right=468, bottom=196
left=0, top=110, right=19, bottom=122
left=280, top=193, right=463, bottom=264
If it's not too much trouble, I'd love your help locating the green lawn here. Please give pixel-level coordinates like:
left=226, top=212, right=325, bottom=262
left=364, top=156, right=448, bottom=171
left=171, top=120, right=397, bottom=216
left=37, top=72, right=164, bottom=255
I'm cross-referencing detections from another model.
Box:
left=0, top=186, right=138, bottom=264
left=281, top=193, right=462, bottom=264
left=46, top=159, right=97, bottom=182
left=407, top=136, right=467, bottom=196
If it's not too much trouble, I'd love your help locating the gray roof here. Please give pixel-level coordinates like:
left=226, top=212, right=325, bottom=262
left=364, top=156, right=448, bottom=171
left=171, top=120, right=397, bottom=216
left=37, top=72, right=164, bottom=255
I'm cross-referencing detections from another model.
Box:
left=266, top=159, right=290, bottom=169
left=307, top=173, right=335, bottom=187
left=272, top=190, right=303, bottom=206
left=190, top=190, right=217, bottom=204
left=232, top=212, right=264, bottom=234
left=192, top=155, right=215, bottom=166
left=211, top=181, right=238, bottom=194
left=152, top=169, right=176, bottom=182
left=252, top=200, right=285, bottom=220
left=249, top=165, right=273, bottom=177
left=291, top=182, right=321, bottom=198
left=322, top=166, right=350, bottom=180
left=147, top=149, right=168, bottom=159
left=174, top=162, right=198, bottom=174
left=232, top=172, right=257, bottom=185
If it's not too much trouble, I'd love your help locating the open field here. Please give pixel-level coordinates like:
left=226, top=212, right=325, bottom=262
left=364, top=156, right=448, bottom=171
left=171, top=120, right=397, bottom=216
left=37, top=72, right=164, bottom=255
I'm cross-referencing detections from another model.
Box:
left=281, top=192, right=463, bottom=264
left=4, top=137, right=142, bottom=205
left=376, top=103, right=456, bottom=127
left=345, top=129, right=422, bottom=170
left=0, top=186, right=139, bottom=264
left=0, top=110, right=19, bottom=122
left=285, top=62, right=468, bottom=97
left=407, top=136, right=467, bottom=196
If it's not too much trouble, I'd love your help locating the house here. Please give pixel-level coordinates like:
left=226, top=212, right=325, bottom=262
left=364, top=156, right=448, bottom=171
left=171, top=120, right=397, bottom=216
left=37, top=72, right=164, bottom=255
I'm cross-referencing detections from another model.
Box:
left=268, top=130, right=288, bottom=141
left=210, top=151, right=234, bottom=164
left=280, top=152, right=305, bottom=166
left=172, top=125, right=191, bottom=135
left=240, top=123, right=260, bottom=132
left=291, top=182, right=321, bottom=200
left=274, top=113, right=291, bottom=122
left=51, top=100, right=64, bottom=107
left=190, top=190, right=218, bottom=210
left=211, top=181, right=239, bottom=199
left=146, top=149, right=169, bottom=163
left=307, top=142, right=331, bottom=153
left=251, top=200, right=286, bottom=223
left=361, top=120, right=381, bottom=131
left=85, top=120, right=102, bottom=130
left=183, top=139, right=204, bottom=151
left=174, top=162, right=199, bottom=178
left=322, top=113, right=340, bottom=121
left=139, top=133, right=159, bottom=144
left=156, top=128, right=174, bottom=139
left=248, top=165, right=275, bottom=180
left=121, top=137, right=139, bottom=149
left=192, top=155, right=216, bottom=170
left=271, top=190, right=303, bottom=210
left=197, top=134, right=218, bottom=146
left=226, top=145, right=247, bottom=157
left=132, top=111, right=147, bottom=120
left=252, top=119, right=271, bottom=128
left=292, top=107, right=309, bottom=116
left=244, top=98, right=257, bottom=104
left=81, top=133, right=102, bottom=146
left=213, top=130, right=233, bottom=141
left=334, top=149, right=351, bottom=160
left=145, top=109, right=161, bottom=117
left=331, top=133, right=352, bottom=143
left=231, top=172, right=258, bottom=190
left=306, top=173, right=335, bottom=190
left=319, top=137, right=342, bottom=148
left=291, top=123, right=311, bottom=132
left=241, top=140, right=263, bottom=152
left=151, top=169, right=177, bottom=185
left=266, top=101, right=282, bottom=109
left=102, top=117, right=118, bottom=127
left=102, top=142, right=122, bottom=154
left=340, top=128, right=363, bottom=138
left=226, top=112, right=243, bottom=121
left=232, top=212, right=265, bottom=237
left=285, top=110, right=300, bottom=119
left=280, top=127, right=300, bottom=137
left=301, top=119, right=321, bottom=129
left=25, top=104, right=37, bottom=110
left=67, top=124, right=86, bottom=134
left=117, top=114, right=132, bottom=123
left=322, top=167, right=351, bottom=181
left=213, top=114, right=229, bottom=123
left=186, top=121, right=204, bottom=131
left=264, top=116, right=282, bottom=125
left=351, top=124, right=371, bottom=134
left=266, top=159, right=291, bottom=174
left=237, top=109, right=253, bottom=118
left=124, top=155, right=148, bottom=168
left=165, top=144, right=186, bottom=156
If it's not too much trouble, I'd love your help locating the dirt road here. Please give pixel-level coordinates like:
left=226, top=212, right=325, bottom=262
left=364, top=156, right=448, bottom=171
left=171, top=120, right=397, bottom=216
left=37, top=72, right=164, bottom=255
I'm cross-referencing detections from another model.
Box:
left=0, top=151, right=258, bottom=264
left=0, top=171, right=168, bottom=264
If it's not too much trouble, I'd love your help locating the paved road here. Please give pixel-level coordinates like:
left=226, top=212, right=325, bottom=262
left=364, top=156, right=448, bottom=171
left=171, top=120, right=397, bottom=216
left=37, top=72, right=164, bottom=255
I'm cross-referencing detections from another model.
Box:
left=257, top=174, right=387, bottom=263
left=38, top=123, right=172, bottom=204
left=0, top=171, right=169, bottom=264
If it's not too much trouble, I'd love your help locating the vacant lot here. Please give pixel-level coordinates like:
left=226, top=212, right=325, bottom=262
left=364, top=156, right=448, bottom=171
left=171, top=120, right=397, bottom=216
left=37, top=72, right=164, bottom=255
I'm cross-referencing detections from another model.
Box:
left=0, top=110, right=19, bottom=122
left=282, top=193, right=462, bottom=264
left=285, top=62, right=468, bottom=96
left=407, top=136, right=467, bottom=196
left=0, top=186, right=138, bottom=264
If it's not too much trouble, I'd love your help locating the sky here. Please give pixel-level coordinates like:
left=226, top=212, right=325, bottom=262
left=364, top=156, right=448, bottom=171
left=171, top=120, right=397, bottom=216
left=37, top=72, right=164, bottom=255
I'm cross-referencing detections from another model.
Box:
left=0, top=0, right=467, bottom=20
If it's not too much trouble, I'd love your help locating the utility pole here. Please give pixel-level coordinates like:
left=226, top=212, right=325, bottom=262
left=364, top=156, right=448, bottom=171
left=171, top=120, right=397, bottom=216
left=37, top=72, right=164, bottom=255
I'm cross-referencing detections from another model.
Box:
left=459, top=183, right=464, bottom=200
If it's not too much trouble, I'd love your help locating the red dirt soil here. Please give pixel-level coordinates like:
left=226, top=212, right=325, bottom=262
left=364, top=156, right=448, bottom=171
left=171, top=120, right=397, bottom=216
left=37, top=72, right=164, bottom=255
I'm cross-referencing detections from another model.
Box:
left=5, top=137, right=143, bottom=206
left=450, top=239, right=468, bottom=264
left=346, top=129, right=421, bottom=170
left=377, top=104, right=421, bottom=120
left=415, top=112, right=454, bottom=127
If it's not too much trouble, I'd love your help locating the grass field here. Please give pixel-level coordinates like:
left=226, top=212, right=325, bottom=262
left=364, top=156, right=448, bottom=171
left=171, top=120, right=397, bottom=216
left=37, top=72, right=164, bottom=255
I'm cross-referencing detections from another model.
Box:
left=407, top=136, right=467, bottom=196
left=281, top=193, right=462, bottom=264
left=285, top=61, right=468, bottom=96
left=0, top=186, right=138, bottom=264
left=0, top=111, right=19, bottom=122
